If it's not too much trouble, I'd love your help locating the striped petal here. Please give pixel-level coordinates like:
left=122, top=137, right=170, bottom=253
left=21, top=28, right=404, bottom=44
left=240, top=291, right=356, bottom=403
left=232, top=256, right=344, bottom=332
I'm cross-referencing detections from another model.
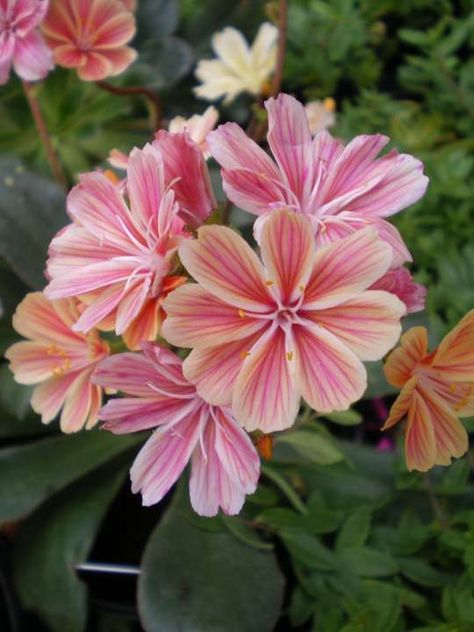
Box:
left=259, top=209, right=316, bottom=304
left=417, top=383, right=469, bottom=468
left=30, top=372, right=80, bottom=423
left=381, top=376, right=417, bottom=430
left=190, top=407, right=259, bottom=516
left=303, top=290, right=405, bottom=361
left=232, top=327, right=299, bottom=432
left=384, top=327, right=428, bottom=388
left=431, top=310, right=474, bottom=381
left=178, top=225, right=274, bottom=312
left=183, top=331, right=264, bottom=405
left=130, top=412, right=201, bottom=506
left=303, top=228, right=392, bottom=310
left=265, top=93, right=315, bottom=210
left=99, top=397, right=194, bottom=434
left=59, top=368, right=100, bottom=433
left=405, top=390, right=436, bottom=472
left=162, top=284, right=266, bottom=348
left=293, top=323, right=367, bottom=413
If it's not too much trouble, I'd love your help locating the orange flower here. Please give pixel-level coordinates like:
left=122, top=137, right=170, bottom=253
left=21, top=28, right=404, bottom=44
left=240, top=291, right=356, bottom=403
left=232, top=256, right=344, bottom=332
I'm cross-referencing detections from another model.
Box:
left=42, top=0, right=137, bottom=81
left=382, top=311, right=474, bottom=471
left=5, top=292, right=109, bottom=433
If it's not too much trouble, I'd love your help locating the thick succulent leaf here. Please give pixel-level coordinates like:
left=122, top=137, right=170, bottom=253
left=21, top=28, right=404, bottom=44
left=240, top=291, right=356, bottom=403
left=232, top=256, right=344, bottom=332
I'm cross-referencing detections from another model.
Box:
left=138, top=488, right=285, bottom=632
left=13, top=461, right=127, bottom=632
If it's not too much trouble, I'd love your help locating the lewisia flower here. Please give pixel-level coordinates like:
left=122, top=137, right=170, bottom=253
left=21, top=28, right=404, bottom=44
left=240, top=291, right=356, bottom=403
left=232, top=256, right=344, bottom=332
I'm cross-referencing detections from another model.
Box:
left=168, top=106, right=219, bottom=159
left=305, top=98, right=336, bottom=136
left=194, top=23, right=278, bottom=104
left=45, top=140, right=214, bottom=349
left=371, top=267, right=426, bottom=314
left=382, top=311, right=474, bottom=471
left=42, top=0, right=137, bottom=81
left=208, top=93, right=429, bottom=268
left=162, top=209, right=406, bottom=432
left=0, top=0, right=53, bottom=85
left=94, top=343, right=260, bottom=516
left=5, top=292, right=109, bottom=432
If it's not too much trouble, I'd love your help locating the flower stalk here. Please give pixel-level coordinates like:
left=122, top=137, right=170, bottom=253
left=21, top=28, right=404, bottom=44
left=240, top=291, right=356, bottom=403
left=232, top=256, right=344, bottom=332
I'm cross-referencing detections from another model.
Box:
left=96, top=80, right=163, bottom=131
left=22, top=80, right=67, bottom=187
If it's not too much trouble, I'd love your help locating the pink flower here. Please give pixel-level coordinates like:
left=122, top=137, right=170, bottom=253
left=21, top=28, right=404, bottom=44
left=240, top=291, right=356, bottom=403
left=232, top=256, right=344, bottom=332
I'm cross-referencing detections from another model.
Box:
left=0, top=0, right=53, bottom=85
left=162, top=209, right=406, bottom=432
left=94, top=343, right=260, bottom=516
left=5, top=292, right=109, bottom=432
left=42, top=0, right=137, bottom=81
left=44, top=142, right=207, bottom=348
left=371, top=267, right=427, bottom=314
left=168, top=106, right=219, bottom=159
left=208, top=93, right=429, bottom=268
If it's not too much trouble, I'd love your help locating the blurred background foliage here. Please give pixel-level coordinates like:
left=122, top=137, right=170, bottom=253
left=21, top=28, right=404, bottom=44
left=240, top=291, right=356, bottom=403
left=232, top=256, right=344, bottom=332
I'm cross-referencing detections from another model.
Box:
left=0, top=0, right=473, bottom=631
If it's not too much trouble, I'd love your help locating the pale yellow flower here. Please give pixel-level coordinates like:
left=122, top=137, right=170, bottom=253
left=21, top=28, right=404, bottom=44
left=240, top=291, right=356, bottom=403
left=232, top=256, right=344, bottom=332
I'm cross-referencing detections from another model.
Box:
left=305, top=98, right=336, bottom=135
left=168, top=106, right=219, bottom=158
left=194, top=23, right=278, bottom=104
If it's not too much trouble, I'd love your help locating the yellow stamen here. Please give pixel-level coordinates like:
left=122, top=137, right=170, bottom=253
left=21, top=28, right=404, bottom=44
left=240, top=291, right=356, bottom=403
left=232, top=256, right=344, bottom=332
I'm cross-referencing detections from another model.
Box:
left=265, top=280, right=274, bottom=286
left=298, top=285, right=305, bottom=292
left=240, top=351, right=251, bottom=359
left=287, top=352, right=293, bottom=361
left=238, top=309, right=246, bottom=319
left=323, top=97, right=336, bottom=112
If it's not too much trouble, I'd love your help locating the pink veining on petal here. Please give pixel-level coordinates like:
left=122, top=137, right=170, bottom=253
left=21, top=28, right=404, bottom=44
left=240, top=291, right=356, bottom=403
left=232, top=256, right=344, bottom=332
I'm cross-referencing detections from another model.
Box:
left=44, top=143, right=195, bottom=342
left=371, top=267, right=427, bottom=313
left=0, top=0, right=53, bottom=84
left=163, top=209, right=405, bottom=432
left=5, top=292, right=108, bottom=432
left=209, top=93, right=428, bottom=258
left=42, top=0, right=136, bottom=81
left=94, top=344, right=260, bottom=516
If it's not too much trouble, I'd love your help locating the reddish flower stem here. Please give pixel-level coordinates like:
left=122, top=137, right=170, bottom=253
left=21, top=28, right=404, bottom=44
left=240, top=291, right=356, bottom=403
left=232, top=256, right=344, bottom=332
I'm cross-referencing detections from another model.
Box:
left=96, top=80, right=163, bottom=131
left=22, top=80, right=67, bottom=188
left=271, top=0, right=288, bottom=96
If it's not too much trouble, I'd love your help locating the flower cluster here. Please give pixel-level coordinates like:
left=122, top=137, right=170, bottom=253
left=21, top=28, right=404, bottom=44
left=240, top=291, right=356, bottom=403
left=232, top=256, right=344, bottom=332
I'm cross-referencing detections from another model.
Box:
left=0, top=0, right=137, bottom=86
left=7, top=89, right=473, bottom=516
left=0, top=0, right=53, bottom=85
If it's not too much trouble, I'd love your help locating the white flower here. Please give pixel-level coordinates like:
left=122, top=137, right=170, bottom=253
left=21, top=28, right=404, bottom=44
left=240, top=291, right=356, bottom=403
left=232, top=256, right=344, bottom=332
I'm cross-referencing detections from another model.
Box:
left=168, top=106, right=219, bottom=158
left=194, top=23, right=278, bottom=104
left=305, top=98, right=337, bottom=136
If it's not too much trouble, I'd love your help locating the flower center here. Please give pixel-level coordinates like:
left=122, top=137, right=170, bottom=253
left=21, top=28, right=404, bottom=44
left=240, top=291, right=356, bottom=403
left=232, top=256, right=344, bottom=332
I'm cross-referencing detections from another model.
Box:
left=46, top=344, right=72, bottom=377
left=275, top=308, right=297, bottom=328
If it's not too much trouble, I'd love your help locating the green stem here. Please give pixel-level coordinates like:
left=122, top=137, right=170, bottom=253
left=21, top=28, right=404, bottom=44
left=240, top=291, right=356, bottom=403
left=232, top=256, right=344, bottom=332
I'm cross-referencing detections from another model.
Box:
left=22, top=81, right=67, bottom=187
left=261, top=464, right=308, bottom=515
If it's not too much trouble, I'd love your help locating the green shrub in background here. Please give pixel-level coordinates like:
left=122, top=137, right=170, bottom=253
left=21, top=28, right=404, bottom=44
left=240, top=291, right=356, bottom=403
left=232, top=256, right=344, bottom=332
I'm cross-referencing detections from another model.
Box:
left=0, top=1, right=473, bottom=631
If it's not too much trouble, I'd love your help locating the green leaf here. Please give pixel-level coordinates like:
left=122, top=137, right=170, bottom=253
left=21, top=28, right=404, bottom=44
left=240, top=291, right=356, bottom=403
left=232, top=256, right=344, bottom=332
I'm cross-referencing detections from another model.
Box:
left=221, top=516, right=273, bottom=551
left=306, top=491, right=343, bottom=534
left=13, top=461, right=126, bottom=632
left=0, top=364, right=33, bottom=420
left=324, top=409, right=362, bottom=426
left=442, top=585, right=474, bottom=625
left=138, top=490, right=284, bottom=632
left=0, top=430, right=140, bottom=523
left=398, top=557, right=451, bottom=588
left=280, top=529, right=337, bottom=571
left=129, top=37, right=194, bottom=90
left=257, top=507, right=306, bottom=531
left=336, top=508, right=372, bottom=550
left=0, top=156, right=66, bottom=288
left=288, top=586, right=315, bottom=627
left=136, top=0, right=179, bottom=42
left=274, top=429, right=344, bottom=465
left=339, top=547, right=399, bottom=578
